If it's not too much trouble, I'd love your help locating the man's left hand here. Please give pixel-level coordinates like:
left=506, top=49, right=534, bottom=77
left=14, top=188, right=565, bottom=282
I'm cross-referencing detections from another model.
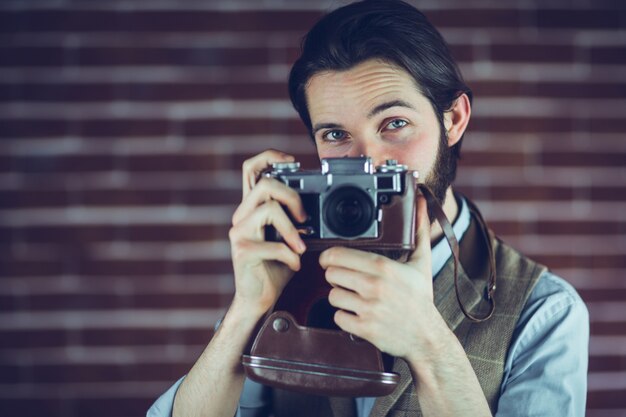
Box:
left=319, top=196, right=449, bottom=361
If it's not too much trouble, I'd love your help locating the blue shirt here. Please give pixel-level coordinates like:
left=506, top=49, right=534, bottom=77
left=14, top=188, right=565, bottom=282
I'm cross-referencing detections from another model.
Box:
left=148, top=197, right=589, bottom=417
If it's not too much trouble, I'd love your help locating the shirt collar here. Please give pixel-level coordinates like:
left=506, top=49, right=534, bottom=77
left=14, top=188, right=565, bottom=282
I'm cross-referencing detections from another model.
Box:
left=431, top=195, right=470, bottom=278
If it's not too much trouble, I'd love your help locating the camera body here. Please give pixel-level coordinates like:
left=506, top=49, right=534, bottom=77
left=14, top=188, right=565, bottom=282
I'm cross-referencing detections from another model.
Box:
left=264, top=157, right=419, bottom=251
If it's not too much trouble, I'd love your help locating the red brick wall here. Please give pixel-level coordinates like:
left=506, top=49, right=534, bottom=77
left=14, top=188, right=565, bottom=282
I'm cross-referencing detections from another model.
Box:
left=1, top=1, right=624, bottom=416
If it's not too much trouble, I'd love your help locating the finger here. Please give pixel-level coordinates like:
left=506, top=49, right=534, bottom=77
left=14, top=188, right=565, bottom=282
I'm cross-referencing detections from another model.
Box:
left=231, top=200, right=306, bottom=255
left=232, top=177, right=307, bottom=226
left=234, top=240, right=302, bottom=272
left=325, top=266, right=376, bottom=298
left=333, top=309, right=361, bottom=336
left=319, top=246, right=389, bottom=275
left=241, top=149, right=295, bottom=198
left=328, top=286, right=367, bottom=316
left=407, top=194, right=432, bottom=268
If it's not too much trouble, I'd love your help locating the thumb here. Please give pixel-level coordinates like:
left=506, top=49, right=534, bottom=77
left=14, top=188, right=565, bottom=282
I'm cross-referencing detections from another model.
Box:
left=407, top=194, right=432, bottom=270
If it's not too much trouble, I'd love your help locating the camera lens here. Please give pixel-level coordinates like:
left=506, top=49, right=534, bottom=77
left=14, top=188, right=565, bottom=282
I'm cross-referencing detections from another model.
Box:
left=323, top=186, right=375, bottom=238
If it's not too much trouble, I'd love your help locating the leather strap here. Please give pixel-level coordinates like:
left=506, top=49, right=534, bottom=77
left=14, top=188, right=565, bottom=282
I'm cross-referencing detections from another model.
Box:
left=416, top=184, right=496, bottom=323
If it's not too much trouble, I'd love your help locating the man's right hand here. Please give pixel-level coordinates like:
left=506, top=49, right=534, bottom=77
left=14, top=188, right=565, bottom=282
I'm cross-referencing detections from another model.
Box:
left=172, top=149, right=307, bottom=417
left=228, top=149, right=308, bottom=318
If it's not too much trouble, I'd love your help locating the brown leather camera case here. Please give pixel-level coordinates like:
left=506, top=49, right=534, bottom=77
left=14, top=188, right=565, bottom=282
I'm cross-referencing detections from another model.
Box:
left=242, top=172, right=419, bottom=397
left=242, top=311, right=399, bottom=397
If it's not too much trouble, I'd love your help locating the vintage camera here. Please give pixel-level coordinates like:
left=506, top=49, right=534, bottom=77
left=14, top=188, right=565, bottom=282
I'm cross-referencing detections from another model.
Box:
left=264, top=157, right=419, bottom=251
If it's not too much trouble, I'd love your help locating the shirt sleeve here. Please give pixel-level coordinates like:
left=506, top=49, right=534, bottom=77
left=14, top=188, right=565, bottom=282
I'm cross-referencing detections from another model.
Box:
left=146, top=314, right=272, bottom=417
left=147, top=377, right=185, bottom=417
left=146, top=376, right=271, bottom=417
left=495, top=271, right=589, bottom=417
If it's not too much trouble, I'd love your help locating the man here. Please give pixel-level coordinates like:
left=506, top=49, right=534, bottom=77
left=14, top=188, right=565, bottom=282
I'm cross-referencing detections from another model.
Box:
left=148, top=1, right=588, bottom=416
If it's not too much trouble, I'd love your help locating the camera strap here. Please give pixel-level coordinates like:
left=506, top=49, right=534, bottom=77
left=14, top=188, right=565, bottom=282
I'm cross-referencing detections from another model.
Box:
left=416, top=184, right=496, bottom=323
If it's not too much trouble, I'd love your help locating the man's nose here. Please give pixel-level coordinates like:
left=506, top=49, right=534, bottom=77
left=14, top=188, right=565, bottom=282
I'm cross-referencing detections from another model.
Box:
left=349, top=139, right=392, bottom=167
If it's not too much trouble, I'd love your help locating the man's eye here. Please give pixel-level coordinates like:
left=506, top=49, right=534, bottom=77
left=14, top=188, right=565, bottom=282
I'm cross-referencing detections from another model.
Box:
left=323, top=130, right=347, bottom=141
left=385, top=119, right=408, bottom=130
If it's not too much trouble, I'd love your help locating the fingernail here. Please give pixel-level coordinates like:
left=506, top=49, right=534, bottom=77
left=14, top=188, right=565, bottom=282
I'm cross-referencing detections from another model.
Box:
left=298, top=240, right=306, bottom=253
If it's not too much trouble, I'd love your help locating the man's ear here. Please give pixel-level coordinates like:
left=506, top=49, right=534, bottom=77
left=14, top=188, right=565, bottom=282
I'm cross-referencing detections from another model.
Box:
left=443, top=93, right=471, bottom=148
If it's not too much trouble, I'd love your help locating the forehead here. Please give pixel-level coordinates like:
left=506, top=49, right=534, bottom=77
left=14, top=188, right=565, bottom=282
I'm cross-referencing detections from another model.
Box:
left=305, top=59, right=428, bottom=120
left=306, top=60, right=425, bottom=110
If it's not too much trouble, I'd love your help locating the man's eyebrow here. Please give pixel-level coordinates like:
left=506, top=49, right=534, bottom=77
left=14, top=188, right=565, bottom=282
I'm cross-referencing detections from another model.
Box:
left=312, top=122, right=343, bottom=135
left=368, top=100, right=415, bottom=118
left=311, top=100, right=414, bottom=135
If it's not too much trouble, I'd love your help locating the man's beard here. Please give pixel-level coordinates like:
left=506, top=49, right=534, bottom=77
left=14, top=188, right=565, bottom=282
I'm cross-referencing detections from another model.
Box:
left=423, top=127, right=457, bottom=224
left=373, top=127, right=457, bottom=262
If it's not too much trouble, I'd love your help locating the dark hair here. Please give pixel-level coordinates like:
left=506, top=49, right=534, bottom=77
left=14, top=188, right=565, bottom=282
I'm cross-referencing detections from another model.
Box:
left=288, top=0, right=472, bottom=161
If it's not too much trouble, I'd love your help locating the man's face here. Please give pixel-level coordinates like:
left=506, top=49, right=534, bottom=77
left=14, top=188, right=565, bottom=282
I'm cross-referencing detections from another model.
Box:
left=305, top=59, right=453, bottom=205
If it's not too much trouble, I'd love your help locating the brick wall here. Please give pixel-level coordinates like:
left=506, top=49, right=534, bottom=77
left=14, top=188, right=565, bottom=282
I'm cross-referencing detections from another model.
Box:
left=0, top=1, right=624, bottom=416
